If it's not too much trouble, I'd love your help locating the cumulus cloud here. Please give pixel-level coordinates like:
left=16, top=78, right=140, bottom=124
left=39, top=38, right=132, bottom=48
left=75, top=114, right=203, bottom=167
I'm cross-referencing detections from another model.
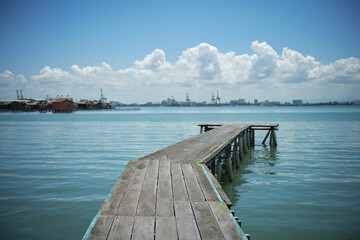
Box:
left=0, top=70, right=27, bottom=97
left=177, top=43, right=221, bottom=81
left=309, top=57, right=360, bottom=85
left=2, top=41, right=359, bottom=101
left=31, top=66, right=73, bottom=85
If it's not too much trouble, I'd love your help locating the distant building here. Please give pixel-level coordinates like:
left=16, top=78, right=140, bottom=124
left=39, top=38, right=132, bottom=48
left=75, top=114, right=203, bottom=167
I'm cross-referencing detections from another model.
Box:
left=271, top=101, right=281, bottom=105
left=75, top=100, right=97, bottom=110
left=292, top=100, right=303, bottom=105
left=230, top=99, right=246, bottom=105
left=254, top=99, right=258, bottom=105
left=0, top=101, right=26, bottom=111
left=52, top=98, right=74, bottom=113
left=25, top=102, right=39, bottom=111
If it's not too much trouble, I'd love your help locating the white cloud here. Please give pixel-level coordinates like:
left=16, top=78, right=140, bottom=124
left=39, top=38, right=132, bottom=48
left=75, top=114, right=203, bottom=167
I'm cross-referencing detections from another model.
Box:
left=309, top=57, right=360, bottom=85
left=176, top=43, right=221, bottom=81
left=0, top=70, right=27, bottom=98
left=2, top=41, right=359, bottom=101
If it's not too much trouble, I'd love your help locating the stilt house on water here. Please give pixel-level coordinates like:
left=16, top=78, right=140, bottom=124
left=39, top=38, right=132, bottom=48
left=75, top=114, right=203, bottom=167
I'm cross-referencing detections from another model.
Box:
left=51, top=98, right=74, bottom=113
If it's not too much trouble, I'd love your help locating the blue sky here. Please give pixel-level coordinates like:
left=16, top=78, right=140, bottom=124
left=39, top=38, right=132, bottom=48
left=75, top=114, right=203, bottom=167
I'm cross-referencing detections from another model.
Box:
left=1, top=0, right=359, bottom=102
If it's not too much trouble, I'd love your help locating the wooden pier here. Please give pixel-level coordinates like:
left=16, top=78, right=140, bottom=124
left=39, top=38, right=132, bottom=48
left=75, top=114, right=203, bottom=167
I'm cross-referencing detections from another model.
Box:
left=83, top=123, right=278, bottom=240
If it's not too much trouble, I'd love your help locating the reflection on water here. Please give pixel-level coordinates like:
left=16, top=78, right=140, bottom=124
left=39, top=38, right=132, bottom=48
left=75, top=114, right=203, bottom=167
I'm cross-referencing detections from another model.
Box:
left=221, top=146, right=279, bottom=205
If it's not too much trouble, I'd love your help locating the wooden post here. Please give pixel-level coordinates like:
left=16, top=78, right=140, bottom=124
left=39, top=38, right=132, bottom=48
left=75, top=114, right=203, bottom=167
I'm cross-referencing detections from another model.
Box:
left=216, top=156, right=222, bottom=181
left=200, top=126, right=203, bottom=133
left=272, top=129, right=277, bottom=146
left=234, top=138, right=240, bottom=168
left=251, top=129, right=255, bottom=146
left=247, top=129, right=250, bottom=148
left=236, top=219, right=242, bottom=227
left=231, top=142, right=236, bottom=165
left=238, top=136, right=244, bottom=161
left=226, top=147, right=233, bottom=182
left=262, top=129, right=271, bottom=145
left=269, top=129, right=277, bottom=146
left=243, top=132, right=248, bottom=153
left=211, top=158, right=216, bottom=175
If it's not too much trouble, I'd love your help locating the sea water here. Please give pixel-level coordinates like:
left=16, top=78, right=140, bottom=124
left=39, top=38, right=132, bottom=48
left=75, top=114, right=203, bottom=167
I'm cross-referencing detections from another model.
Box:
left=0, top=106, right=359, bottom=240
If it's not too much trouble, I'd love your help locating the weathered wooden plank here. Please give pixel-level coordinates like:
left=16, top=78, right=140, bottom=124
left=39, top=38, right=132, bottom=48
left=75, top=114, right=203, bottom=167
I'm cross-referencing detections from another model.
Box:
left=136, top=159, right=159, bottom=216
left=202, top=163, right=232, bottom=206
left=208, top=202, right=245, bottom=240
left=156, top=160, right=174, bottom=216
left=155, top=217, right=177, bottom=240
left=191, top=202, right=226, bottom=240
left=117, top=160, right=150, bottom=216
left=164, top=124, right=249, bottom=164
left=174, top=201, right=201, bottom=240
left=107, top=216, right=134, bottom=240
left=171, top=163, right=189, bottom=201
left=251, top=127, right=278, bottom=130
left=132, top=216, right=155, bottom=240
left=101, top=160, right=141, bottom=216
left=87, top=216, right=114, bottom=240
left=157, top=154, right=169, bottom=162
left=192, top=163, right=219, bottom=202
left=101, top=179, right=130, bottom=216
left=182, top=163, right=205, bottom=202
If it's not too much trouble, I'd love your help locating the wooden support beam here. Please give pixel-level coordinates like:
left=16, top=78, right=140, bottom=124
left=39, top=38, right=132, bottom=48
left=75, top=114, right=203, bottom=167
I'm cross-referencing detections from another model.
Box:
left=211, top=158, right=216, bottom=175
left=251, top=127, right=278, bottom=130
left=216, top=156, right=222, bottom=181
left=262, top=129, right=271, bottom=145
left=246, top=129, right=250, bottom=148
left=242, top=132, right=248, bottom=153
left=272, top=129, right=278, bottom=146
left=234, top=138, right=240, bottom=168
left=238, top=136, right=244, bottom=161
left=231, top=142, right=236, bottom=165
left=225, top=147, right=233, bottom=182
left=269, top=127, right=276, bottom=146
left=251, top=129, right=255, bottom=146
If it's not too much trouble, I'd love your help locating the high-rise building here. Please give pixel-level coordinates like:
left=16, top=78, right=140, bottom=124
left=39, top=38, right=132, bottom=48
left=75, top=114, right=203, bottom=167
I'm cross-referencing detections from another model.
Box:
left=292, top=100, right=303, bottom=105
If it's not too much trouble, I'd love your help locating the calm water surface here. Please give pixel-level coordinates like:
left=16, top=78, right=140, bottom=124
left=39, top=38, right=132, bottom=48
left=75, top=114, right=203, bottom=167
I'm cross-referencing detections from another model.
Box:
left=0, top=106, right=359, bottom=240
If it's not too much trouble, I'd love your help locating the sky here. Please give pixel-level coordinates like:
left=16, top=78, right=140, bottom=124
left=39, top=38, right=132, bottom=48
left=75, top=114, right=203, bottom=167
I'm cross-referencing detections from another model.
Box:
left=0, top=0, right=359, bottom=103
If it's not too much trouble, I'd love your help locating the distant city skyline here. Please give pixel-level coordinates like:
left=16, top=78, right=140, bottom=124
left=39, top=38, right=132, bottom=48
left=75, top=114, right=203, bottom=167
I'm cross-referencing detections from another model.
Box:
left=1, top=0, right=359, bottom=103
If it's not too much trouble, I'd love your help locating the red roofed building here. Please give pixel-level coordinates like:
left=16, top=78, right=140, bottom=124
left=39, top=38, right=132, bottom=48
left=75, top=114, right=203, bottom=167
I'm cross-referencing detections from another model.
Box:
left=51, top=99, right=74, bottom=113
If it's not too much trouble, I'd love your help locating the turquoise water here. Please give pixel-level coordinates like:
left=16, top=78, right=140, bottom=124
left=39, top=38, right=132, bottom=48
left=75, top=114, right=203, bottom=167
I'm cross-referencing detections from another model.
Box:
left=0, top=106, right=359, bottom=240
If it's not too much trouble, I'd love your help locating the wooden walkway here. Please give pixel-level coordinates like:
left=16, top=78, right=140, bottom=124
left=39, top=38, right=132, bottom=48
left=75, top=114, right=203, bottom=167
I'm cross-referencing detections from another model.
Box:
left=83, top=123, right=278, bottom=240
